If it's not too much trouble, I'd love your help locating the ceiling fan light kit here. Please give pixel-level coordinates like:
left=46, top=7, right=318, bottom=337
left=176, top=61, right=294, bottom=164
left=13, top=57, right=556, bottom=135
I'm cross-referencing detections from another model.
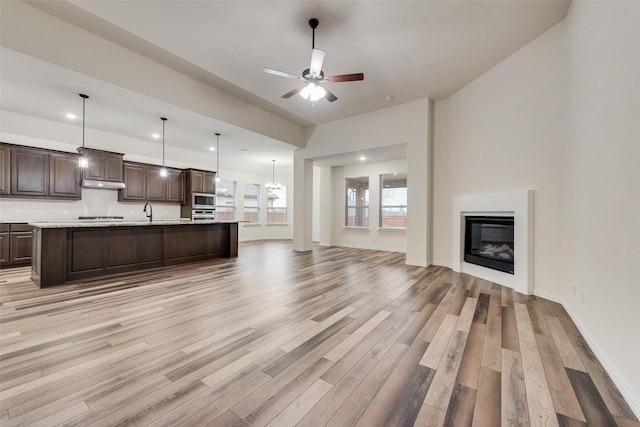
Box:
left=263, top=18, right=364, bottom=104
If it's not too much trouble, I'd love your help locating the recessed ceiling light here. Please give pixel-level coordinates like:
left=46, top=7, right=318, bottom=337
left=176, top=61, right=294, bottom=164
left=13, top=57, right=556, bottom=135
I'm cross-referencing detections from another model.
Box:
left=359, top=156, right=366, bottom=161
left=65, top=113, right=77, bottom=120
left=384, top=95, right=394, bottom=102
left=152, top=133, right=160, bottom=139
left=209, top=146, right=216, bottom=151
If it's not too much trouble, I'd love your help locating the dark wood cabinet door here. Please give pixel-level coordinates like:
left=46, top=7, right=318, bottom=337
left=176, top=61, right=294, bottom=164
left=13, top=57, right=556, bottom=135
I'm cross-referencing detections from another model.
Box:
left=166, top=169, right=184, bottom=203
left=0, top=145, right=10, bottom=195
left=146, top=166, right=166, bottom=201
left=49, top=152, right=81, bottom=199
left=204, top=172, right=216, bottom=194
left=188, top=225, right=207, bottom=258
left=206, top=225, right=225, bottom=256
left=83, top=149, right=123, bottom=182
left=69, top=229, right=105, bottom=273
left=0, top=232, right=9, bottom=263
left=84, top=150, right=105, bottom=181
left=10, top=147, right=49, bottom=196
left=120, top=163, right=146, bottom=201
left=10, top=232, right=32, bottom=263
left=190, top=170, right=205, bottom=193
left=138, top=227, right=163, bottom=267
left=164, top=226, right=187, bottom=263
left=106, top=228, right=137, bottom=268
left=105, top=153, right=123, bottom=182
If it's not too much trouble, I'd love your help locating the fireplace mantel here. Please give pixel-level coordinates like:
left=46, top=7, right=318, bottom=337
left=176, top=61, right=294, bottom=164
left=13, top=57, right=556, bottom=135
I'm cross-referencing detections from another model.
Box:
left=452, top=190, right=534, bottom=295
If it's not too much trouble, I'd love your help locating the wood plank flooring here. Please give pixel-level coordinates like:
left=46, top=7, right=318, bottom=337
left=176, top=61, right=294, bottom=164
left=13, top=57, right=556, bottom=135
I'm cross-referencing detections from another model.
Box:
left=0, top=241, right=637, bottom=426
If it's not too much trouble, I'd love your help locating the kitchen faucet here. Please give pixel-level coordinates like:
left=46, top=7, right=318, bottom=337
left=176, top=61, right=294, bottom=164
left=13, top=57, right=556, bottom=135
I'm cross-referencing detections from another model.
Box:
left=143, top=202, right=153, bottom=222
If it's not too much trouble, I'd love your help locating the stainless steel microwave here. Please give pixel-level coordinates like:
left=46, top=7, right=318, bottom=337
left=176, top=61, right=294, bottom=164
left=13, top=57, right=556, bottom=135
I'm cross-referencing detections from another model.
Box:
left=193, top=192, right=215, bottom=209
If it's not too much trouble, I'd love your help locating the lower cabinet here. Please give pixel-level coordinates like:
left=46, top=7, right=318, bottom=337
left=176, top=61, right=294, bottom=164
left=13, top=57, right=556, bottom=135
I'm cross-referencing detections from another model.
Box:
left=0, top=223, right=33, bottom=267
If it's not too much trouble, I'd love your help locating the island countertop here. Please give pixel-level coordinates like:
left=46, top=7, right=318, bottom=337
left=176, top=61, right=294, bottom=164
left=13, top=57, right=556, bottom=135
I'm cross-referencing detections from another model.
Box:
left=29, top=219, right=240, bottom=228
left=31, top=221, right=238, bottom=287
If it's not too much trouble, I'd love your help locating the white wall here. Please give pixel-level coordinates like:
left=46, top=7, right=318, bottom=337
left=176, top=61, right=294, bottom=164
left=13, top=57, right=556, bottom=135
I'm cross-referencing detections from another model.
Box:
left=433, top=19, right=567, bottom=293
left=562, top=0, right=640, bottom=413
left=221, top=169, right=293, bottom=242
left=330, top=159, right=407, bottom=252
left=433, top=0, right=640, bottom=414
left=294, top=99, right=430, bottom=265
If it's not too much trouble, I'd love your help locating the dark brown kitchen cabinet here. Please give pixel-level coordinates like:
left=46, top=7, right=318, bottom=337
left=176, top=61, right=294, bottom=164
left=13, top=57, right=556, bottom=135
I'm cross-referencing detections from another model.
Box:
left=0, top=145, right=10, bottom=195
left=0, top=226, right=9, bottom=264
left=120, top=162, right=146, bottom=201
left=166, top=169, right=184, bottom=203
left=83, top=149, right=123, bottom=182
left=10, top=231, right=33, bottom=263
left=188, top=169, right=216, bottom=194
left=146, top=166, right=167, bottom=201
left=0, top=223, right=33, bottom=267
left=10, top=146, right=49, bottom=197
left=120, top=162, right=183, bottom=203
left=2, top=144, right=80, bottom=199
left=49, top=152, right=81, bottom=199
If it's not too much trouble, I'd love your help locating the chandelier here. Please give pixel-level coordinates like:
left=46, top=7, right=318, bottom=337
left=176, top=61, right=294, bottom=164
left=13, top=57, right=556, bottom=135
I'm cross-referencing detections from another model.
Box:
left=265, top=160, right=282, bottom=191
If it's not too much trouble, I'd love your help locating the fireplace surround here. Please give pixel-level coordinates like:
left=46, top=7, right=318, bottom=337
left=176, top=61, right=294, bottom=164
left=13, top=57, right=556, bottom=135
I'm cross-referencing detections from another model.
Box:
left=453, top=190, right=534, bottom=295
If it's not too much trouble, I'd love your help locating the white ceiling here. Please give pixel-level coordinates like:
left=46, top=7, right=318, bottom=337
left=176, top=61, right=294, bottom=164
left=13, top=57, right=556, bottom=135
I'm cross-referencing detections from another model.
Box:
left=1, top=0, right=571, bottom=172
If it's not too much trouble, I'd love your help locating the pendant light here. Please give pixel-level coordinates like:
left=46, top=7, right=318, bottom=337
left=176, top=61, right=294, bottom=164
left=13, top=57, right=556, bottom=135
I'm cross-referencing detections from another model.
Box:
left=160, top=117, right=168, bottom=177
left=77, top=93, right=89, bottom=168
left=215, top=132, right=221, bottom=184
left=265, top=160, right=282, bottom=191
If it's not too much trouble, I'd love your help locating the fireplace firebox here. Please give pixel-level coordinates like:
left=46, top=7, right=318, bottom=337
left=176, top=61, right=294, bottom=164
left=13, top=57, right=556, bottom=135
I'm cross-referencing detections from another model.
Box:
left=464, top=216, right=514, bottom=274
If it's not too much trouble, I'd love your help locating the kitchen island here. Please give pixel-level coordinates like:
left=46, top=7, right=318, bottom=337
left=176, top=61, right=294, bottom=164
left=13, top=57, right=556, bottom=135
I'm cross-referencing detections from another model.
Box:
left=29, top=220, right=238, bottom=287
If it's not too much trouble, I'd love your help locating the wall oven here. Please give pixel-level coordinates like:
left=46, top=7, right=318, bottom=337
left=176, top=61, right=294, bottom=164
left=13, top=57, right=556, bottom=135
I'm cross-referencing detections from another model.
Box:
left=192, top=209, right=215, bottom=221
left=192, top=192, right=215, bottom=209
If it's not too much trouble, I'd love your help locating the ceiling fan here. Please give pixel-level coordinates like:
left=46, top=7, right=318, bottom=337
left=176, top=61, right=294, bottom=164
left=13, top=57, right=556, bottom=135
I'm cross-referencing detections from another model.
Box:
left=263, top=18, right=364, bottom=103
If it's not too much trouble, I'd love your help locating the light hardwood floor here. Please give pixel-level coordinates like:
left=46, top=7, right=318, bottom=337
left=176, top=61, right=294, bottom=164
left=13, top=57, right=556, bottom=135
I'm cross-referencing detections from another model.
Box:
left=0, top=241, right=637, bottom=426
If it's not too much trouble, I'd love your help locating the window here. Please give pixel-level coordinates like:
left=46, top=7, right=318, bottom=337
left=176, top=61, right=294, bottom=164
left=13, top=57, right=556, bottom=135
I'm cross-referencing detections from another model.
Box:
left=244, top=183, right=261, bottom=224
left=380, top=173, right=407, bottom=228
left=345, top=177, right=369, bottom=227
left=267, top=185, right=287, bottom=224
left=215, top=178, right=236, bottom=220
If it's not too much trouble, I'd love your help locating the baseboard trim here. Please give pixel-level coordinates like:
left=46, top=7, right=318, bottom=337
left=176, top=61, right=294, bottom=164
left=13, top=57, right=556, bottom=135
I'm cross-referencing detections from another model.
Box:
left=534, top=289, right=640, bottom=419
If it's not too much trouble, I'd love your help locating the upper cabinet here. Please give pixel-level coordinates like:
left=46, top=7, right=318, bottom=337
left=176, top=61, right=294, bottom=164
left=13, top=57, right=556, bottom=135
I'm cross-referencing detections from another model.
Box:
left=0, top=145, right=10, bottom=195
left=1, top=143, right=81, bottom=200
left=120, top=162, right=183, bottom=203
left=49, top=152, right=82, bottom=199
left=83, top=149, right=123, bottom=182
left=166, top=169, right=184, bottom=203
left=10, top=146, right=49, bottom=197
left=187, top=169, right=216, bottom=194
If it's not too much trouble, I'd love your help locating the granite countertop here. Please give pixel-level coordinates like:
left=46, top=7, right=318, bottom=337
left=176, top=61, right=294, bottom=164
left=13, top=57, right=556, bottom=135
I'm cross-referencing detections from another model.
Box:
left=28, top=219, right=239, bottom=228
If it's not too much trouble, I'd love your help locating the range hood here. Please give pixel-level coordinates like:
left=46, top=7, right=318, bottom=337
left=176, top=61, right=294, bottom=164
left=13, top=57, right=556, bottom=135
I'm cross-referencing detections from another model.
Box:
left=81, top=179, right=126, bottom=190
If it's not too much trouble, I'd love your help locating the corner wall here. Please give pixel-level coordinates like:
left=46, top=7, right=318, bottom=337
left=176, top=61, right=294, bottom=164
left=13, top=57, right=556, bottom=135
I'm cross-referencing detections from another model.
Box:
left=433, top=0, right=639, bottom=413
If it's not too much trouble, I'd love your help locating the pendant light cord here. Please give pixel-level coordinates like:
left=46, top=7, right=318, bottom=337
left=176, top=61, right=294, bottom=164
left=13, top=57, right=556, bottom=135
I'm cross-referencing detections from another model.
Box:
left=161, top=117, right=167, bottom=167
left=216, top=133, right=220, bottom=176
left=79, top=94, right=88, bottom=154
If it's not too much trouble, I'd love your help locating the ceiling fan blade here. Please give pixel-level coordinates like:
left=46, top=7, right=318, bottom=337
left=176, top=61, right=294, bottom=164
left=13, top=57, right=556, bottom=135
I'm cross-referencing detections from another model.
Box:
left=309, top=48, right=325, bottom=78
left=263, top=67, right=304, bottom=80
left=281, top=85, right=306, bottom=99
left=324, top=87, right=338, bottom=102
left=325, top=73, right=364, bottom=83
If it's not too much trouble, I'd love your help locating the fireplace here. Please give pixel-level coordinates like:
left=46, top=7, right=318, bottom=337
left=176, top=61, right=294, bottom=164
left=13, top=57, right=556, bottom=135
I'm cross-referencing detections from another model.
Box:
left=453, top=190, right=533, bottom=294
left=464, top=216, right=514, bottom=274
